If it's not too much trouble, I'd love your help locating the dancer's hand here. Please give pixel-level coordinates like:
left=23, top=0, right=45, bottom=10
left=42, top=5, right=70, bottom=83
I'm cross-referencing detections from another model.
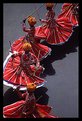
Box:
left=22, top=112, right=26, bottom=115
left=23, top=18, right=27, bottom=23
left=12, top=51, right=18, bottom=56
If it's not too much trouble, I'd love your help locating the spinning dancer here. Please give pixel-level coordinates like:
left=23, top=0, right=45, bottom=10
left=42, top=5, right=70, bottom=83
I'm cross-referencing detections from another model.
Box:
left=3, top=83, right=57, bottom=118
left=3, top=42, right=45, bottom=90
left=36, top=3, right=73, bottom=45
left=11, top=16, right=51, bottom=60
left=58, top=3, right=79, bottom=27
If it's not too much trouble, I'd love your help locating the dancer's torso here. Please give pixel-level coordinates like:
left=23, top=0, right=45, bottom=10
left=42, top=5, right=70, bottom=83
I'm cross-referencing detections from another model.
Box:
left=26, top=27, right=40, bottom=43
left=20, top=52, right=36, bottom=69
left=46, top=10, right=56, bottom=28
left=22, top=92, right=36, bottom=114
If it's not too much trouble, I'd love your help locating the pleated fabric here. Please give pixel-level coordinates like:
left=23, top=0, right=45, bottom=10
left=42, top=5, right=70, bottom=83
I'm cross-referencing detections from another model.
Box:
left=58, top=3, right=79, bottom=26
left=11, top=35, right=51, bottom=61
left=35, top=16, right=73, bottom=45
left=3, top=52, right=45, bottom=90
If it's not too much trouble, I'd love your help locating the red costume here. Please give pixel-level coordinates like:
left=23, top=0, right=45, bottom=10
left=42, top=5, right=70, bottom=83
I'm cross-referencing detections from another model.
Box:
left=3, top=51, right=45, bottom=90
left=58, top=3, right=79, bottom=26
left=35, top=5, right=73, bottom=45
left=11, top=21, right=51, bottom=60
left=3, top=88, right=57, bottom=118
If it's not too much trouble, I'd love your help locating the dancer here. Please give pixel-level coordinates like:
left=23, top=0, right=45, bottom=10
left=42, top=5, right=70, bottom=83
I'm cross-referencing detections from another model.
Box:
left=11, top=16, right=51, bottom=60
left=58, top=3, right=79, bottom=27
left=3, top=83, right=57, bottom=118
left=36, top=3, right=73, bottom=45
left=3, top=42, right=45, bottom=90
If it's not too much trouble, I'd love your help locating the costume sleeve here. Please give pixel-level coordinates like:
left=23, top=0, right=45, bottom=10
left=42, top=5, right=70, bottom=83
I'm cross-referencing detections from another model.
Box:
left=22, top=22, right=30, bottom=32
left=31, top=53, right=40, bottom=67
left=14, top=88, right=24, bottom=99
left=14, top=88, right=28, bottom=99
left=18, top=51, right=24, bottom=56
left=12, top=51, right=23, bottom=57
left=36, top=58, right=40, bottom=68
left=22, top=92, right=27, bottom=99
left=40, top=19, right=48, bottom=23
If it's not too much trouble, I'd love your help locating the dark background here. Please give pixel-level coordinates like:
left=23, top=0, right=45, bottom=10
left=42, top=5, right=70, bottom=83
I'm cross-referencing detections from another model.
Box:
left=3, top=3, right=79, bottom=118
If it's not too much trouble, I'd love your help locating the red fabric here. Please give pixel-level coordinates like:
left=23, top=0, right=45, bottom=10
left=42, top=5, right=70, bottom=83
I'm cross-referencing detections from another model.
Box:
left=3, top=53, right=45, bottom=86
left=3, top=89, right=57, bottom=118
left=36, top=17, right=73, bottom=45
left=3, top=100, right=56, bottom=118
left=11, top=36, right=51, bottom=60
left=23, top=54, right=29, bottom=61
left=58, top=3, right=78, bottom=26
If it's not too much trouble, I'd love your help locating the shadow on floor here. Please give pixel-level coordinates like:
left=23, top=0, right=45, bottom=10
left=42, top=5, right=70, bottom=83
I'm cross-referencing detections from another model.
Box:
left=3, top=87, right=49, bottom=106
left=34, top=86, right=49, bottom=105
left=3, top=87, right=22, bottom=106
left=40, top=59, right=56, bottom=78
left=40, top=26, right=79, bottom=77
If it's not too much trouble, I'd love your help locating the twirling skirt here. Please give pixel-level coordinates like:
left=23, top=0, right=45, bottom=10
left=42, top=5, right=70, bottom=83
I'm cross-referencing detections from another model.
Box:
left=11, top=36, right=51, bottom=60
left=3, top=55, right=45, bottom=90
left=58, top=3, right=79, bottom=26
left=3, top=100, right=57, bottom=118
left=35, top=17, right=73, bottom=45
